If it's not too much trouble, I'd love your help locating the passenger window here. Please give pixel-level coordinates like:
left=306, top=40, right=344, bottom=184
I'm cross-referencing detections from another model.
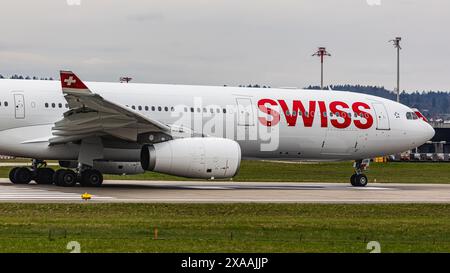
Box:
left=197, top=108, right=201, bottom=113
left=45, top=103, right=49, bottom=108
left=138, top=106, right=142, bottom=111
left=164, top=107, right=169, bottom=112
left=184, top=107, right=188, bottom=112
left=152, top=106, right=155, bottom=111
left=216, top=109, right=220, bottom=113
left=158, top=106, right=162, bottom=111
left=52, top=103, right=56, bottom=108
left=58, top=103, right=62, bottom=108
left=223, top=108, right=226, bottom=114
left=171, top=107, right=175, bottom=112
left=145, top=106, right=149, bottom=111
left=132, top=105, right=136, bottom=110
left=4, top=102, right=8, bottom=107
left=65, top=104, right=69, bottom=108
left=190, top=107, right=194, bottom=112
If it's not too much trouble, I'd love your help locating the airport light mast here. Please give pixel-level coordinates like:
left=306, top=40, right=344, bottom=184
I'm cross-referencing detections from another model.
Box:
left=389, top=37, right=402, bottom=102
left=312, top=47, right=331, bottom=90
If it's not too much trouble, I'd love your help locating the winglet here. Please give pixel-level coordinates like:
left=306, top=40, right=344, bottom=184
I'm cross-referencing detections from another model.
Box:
left=60, top=71, right=91, bottom=94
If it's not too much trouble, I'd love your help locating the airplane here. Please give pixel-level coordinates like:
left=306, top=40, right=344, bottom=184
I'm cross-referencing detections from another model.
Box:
left=0, top=71, right=434, bottom=187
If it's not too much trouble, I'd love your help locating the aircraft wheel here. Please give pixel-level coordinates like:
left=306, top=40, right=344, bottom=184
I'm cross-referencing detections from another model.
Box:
left=53, top=169, right=65, bottom=185
left=9, top=167, right=20, bottom=184
left=352, top=174, right=368, bottom=187
left=13, top=167, right=32, bottom=184
left=81, top=169, right=103, bottom=187
left=350, top=174, right=357, bottom=186
left=55, top=169, right=77, bottom=187
left=35, top=168, right=55, bottom=185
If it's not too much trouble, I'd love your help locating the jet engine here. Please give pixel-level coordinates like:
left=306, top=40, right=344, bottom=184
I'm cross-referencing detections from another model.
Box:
left=141, top=138, right=241, bottom=179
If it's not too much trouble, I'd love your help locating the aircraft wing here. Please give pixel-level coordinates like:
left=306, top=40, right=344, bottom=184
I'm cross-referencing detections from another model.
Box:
left=50, top=71, right=171, bottom=145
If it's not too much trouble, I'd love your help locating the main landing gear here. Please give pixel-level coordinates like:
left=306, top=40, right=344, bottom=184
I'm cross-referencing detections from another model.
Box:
left=9, top=159, right=55, bottom=185
left=53, top=168, right=103, bottom=187
left=350, top=159, right=370, bottom=187
left=8, top=160, right=103, bottom=187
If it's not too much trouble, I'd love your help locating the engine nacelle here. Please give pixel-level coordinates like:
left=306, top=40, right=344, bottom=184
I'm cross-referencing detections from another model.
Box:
left=93, top=161, right=145, bottom=175
left=141, top=138, right=241, bottom=179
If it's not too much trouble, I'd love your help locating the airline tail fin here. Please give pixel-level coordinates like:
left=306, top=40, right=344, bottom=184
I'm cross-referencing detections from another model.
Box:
left=60, top=71, right=92, bottom=95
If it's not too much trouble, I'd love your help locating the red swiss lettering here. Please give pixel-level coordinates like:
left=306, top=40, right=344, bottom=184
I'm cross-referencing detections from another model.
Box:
left=352, top=102, right=373, bottom=129
left=257, top=98, right=374, bottom=130
left=258, top=99, right=280, bottom=127
left=318, top=101, right=328, bottom=128
left=329, top=101, right=352, bottom=129
left=278, top=100, right=316, bottom=127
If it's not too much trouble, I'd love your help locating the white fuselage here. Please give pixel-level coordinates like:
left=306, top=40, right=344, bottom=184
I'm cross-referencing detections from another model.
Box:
left=0, top=79, right=434, bottom=162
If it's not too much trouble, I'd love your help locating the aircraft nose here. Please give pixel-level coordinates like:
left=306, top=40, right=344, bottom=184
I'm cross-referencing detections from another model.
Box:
left=422, top=122, right=435, bottom=141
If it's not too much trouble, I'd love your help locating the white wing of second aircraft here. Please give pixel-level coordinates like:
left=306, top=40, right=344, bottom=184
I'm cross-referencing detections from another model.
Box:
left=49, top=71, right=171, bottom=145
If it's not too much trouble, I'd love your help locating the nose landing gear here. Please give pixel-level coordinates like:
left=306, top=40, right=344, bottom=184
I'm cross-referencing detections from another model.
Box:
left=350, top=159, right=370, bottom=187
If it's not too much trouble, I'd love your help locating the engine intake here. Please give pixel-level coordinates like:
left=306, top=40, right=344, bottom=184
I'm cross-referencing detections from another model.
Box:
left=141, top=138, right=241, bottom=179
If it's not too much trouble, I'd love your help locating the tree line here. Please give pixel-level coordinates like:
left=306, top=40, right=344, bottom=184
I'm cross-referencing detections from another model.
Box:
left=0, top=74, right=54, bottom=80
left=306, top=84, right=450, bottom=119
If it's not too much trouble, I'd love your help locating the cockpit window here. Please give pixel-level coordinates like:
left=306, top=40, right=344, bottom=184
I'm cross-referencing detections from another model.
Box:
left=406, top=112, right=419, bottom=120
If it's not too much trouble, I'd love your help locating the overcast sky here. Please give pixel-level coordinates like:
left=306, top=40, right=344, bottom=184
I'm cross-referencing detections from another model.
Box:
left=0, top=0, right=449, bottom=91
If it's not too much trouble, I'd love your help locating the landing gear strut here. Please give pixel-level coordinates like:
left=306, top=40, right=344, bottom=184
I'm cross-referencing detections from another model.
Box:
left=350, top=159, right=370, bottom=187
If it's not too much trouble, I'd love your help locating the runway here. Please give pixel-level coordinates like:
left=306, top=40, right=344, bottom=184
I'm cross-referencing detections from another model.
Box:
left=1, top=179, right=450, bottom=203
